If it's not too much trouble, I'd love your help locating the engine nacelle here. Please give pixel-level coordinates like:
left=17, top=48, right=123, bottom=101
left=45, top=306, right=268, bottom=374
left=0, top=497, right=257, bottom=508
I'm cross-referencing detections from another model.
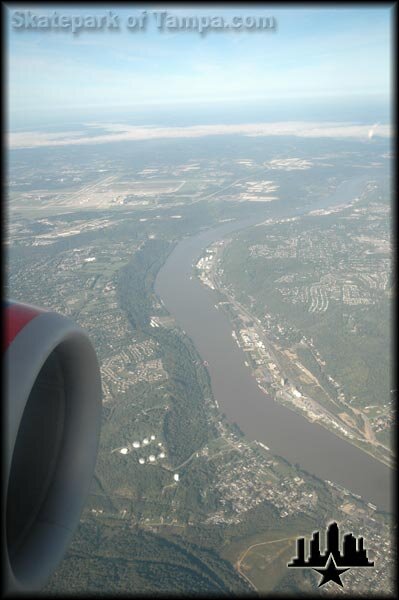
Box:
left=3, top=301, right=102, bottom=594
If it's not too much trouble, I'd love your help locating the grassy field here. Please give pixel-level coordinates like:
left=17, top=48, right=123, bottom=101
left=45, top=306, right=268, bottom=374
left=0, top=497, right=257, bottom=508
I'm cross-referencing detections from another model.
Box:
left=220, top=524, right=312, bottom=593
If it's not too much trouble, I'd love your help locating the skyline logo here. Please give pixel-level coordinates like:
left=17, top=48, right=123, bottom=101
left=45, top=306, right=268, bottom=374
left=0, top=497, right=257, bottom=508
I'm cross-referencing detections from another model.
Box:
left=288, top=522, right=374, bottom=587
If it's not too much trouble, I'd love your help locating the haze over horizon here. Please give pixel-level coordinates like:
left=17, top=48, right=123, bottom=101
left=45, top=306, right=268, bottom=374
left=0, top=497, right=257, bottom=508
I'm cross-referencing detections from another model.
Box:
left=6, top=4, right=393, bottom=130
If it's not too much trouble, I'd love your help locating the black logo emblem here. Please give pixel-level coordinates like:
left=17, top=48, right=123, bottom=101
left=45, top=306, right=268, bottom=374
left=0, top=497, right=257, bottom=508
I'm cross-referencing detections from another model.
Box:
left=288, top=522, right=374, bottom=587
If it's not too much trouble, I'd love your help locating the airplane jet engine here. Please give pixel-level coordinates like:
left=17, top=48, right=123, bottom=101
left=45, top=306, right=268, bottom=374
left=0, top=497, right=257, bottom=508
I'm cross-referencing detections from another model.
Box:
left=3, top=301, right=102, bottom=594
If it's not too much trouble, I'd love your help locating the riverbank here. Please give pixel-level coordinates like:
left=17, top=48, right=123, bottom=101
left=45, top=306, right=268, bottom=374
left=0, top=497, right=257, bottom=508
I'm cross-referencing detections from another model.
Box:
left=155, top=214, right=392, bottom=512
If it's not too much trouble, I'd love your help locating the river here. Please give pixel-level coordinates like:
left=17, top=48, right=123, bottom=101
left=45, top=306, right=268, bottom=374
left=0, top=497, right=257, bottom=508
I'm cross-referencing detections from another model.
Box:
left=154, top=174, right=392, bottom=512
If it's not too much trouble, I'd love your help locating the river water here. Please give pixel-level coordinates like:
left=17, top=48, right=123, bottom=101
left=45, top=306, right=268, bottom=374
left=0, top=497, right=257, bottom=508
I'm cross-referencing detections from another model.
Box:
left=155, top=174, right=392, bottom=512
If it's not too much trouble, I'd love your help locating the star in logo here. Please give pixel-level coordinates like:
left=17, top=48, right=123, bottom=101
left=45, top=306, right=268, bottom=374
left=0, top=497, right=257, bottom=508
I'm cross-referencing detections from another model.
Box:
left=313, top=554, right=350, bottom=587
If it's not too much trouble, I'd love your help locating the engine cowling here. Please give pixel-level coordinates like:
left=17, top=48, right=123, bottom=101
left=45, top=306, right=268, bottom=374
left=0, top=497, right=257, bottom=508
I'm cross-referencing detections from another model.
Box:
left=3, top=301, right=102, bottom=593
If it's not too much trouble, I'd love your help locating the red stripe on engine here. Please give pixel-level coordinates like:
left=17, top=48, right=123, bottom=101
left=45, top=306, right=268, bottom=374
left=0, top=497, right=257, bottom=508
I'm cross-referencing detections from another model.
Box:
left=4, top=303, right=42, bottom=352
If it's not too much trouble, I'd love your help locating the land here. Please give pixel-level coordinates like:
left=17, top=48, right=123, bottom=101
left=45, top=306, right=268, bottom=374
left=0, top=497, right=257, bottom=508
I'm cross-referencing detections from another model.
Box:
left=197, top=174, right=393, bottom=467
left=6, top=131, right=394, bottom=595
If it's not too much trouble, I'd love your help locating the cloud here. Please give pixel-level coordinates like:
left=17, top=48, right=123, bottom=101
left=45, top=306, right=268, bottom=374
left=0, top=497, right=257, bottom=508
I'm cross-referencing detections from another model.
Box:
left=8, top=121, right=392, bottom=149
left=368, top=122, right=380, bottom=139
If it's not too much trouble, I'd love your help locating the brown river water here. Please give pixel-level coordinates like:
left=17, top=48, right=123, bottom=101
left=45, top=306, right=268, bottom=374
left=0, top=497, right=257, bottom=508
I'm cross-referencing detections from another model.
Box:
left=155, top=175, right=393, bottom=512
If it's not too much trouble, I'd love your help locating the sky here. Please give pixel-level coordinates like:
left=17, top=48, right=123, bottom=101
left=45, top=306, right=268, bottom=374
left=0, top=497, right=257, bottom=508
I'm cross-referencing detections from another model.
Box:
left=5, top=4, right=394, bottom=129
